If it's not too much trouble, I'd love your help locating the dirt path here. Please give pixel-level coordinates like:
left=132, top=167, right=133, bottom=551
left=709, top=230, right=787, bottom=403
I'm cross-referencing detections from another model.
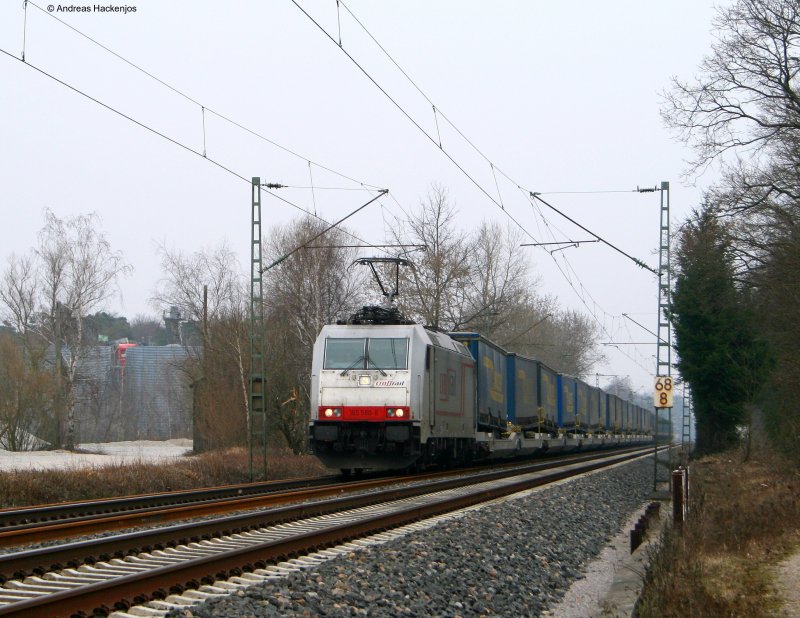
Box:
left=774, top=547, right=800, bottom=617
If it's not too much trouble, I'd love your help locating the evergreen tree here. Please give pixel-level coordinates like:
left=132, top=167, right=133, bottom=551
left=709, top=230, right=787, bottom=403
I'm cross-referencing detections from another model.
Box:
left=670, top=207, right=771, bottom=453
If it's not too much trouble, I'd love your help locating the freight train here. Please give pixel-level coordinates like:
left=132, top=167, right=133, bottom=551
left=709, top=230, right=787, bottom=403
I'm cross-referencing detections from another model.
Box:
left=308, top=305, right=655, bottom=474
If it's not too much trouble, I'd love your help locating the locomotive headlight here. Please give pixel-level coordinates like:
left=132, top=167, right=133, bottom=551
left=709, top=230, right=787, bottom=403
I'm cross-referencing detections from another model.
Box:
left=359, top=375, right=371, bottom=386
left=387, top=408, right=395, bottom=417
left=395, top=409, right=405, bottom=418
left=324, top=408, right=334, bottom=418
left=334, top=408, right=342, bottom=417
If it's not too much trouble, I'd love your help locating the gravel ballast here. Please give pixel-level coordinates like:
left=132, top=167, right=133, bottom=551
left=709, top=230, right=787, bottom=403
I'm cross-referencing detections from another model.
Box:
left=166, top=456, right=654, bottom=617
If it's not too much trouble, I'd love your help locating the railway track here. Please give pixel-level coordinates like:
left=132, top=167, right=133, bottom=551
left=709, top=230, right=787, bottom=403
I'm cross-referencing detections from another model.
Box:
left=0, top=446, right=654, bottom=617
left=0, top=473, right=389, bottom=549
left=0, top=445, right=649, bottom=549
left=0, top=474, right=342, bottom=529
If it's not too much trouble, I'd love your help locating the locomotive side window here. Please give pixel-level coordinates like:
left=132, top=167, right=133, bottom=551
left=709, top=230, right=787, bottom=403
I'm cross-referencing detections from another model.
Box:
left=367, top=338, right=408, bottom=370
left=323, top=338, right=366, bottom=369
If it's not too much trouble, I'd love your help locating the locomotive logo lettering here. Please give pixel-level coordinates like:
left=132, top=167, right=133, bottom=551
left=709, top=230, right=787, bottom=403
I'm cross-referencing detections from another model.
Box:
left=374, top=379, right=407, bottom=387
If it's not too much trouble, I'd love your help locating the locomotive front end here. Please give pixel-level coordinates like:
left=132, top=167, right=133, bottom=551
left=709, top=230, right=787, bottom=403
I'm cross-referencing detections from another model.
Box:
left=309, top=324, right=423, bottom=472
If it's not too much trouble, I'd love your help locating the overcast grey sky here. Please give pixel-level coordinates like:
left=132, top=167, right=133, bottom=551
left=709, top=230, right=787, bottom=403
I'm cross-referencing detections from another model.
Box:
left=1, top=1, right=723, bottom=395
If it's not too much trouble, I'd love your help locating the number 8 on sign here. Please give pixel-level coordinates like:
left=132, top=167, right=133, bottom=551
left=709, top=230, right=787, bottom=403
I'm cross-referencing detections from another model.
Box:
left=654, top=376, right=673, bottom=408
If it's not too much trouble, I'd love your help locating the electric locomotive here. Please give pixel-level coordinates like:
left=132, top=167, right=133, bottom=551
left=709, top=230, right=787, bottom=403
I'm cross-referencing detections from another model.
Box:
left=309, top=305, right=481, bottom=473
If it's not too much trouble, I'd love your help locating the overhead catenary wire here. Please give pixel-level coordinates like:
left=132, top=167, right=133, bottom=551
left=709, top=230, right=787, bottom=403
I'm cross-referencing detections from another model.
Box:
left=9, top=2, right=409, bottom=253
left=288, top=0, right=537, bottom=247
left=21, top=0, right=28, bottom=62
left=519, top=193, right=654, bottom=374
left=315, top=0, right=658, bottom=373
left=0, top=46, right=392, bottom=259
left=535, top=189, right=645, bottom=195
left=261, top=190, right=388, bottom=272
left=337, top=1, right=607, bottom=207
left=32, top=0, right=654, bottom=288
left=304, top=244, right=425, bottom=249
left=15, top=2, right=657, bottom=374
left=295, top=0, right=657, bottom=276
left=308, top=161, right=317, bottom=216
left=276, top=185, right=376, bottom=191
left=530, top=193, right=658, bottom=275
left=23, top=0, right=384, bottom=193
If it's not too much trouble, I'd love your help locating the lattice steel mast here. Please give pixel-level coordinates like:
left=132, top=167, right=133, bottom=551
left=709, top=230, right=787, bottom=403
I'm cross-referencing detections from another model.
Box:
left=249, top=178, right=267, bottom=480
left=654, top=181, right=672, bottom=488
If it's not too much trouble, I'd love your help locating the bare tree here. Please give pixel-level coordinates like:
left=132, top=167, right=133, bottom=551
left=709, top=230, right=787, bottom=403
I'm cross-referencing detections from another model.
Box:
left=152, top=242, right=249, bottom=450
left=263, top=216, right=366, bottom=452
left=663, top=0, right=800, bottom=461
left=392, top=185, right=472, bottom=329
left=503, top=302, right=602, bottom=378
left=604, top=375, right=635, bottom=400
left=391, top=184, right=602, bottom=377
left=0, top=210, right=130, bottom=449
left=0, top=255, right=37, bottom=337
left=152, top=242, right=244, bottom=324
left=264, top=217, right=365, bottom=349
left=129, top=314, right=167, bottom=346
left=458, top=221, right=534, bottom=338
left=662, top=0, right=800, bottom=175
left=0, top=332, right=53, bottom=450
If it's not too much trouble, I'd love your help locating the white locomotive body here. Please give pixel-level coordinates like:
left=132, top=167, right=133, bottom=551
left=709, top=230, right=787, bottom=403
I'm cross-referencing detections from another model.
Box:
left=309, top=323, right=477, bottom=471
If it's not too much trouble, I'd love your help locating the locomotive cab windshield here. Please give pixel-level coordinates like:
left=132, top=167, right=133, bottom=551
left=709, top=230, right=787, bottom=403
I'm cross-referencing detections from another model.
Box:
left=324, top=337, right=409, bottom=372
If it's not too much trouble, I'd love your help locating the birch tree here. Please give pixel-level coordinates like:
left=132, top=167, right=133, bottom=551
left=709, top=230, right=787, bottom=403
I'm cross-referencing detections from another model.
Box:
left=0, top=210, right=130, bottom=449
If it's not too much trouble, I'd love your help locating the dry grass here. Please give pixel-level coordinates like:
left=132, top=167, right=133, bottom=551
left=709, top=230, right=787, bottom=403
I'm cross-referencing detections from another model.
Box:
left=638, top=449, right=800, bottom=617
left=0, top=447, right=332, bottom=508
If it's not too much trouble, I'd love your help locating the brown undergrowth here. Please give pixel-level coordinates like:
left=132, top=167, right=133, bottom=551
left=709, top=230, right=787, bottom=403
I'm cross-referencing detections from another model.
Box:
left=0, top=447, right=331, bottom=508
left=638, top=449, right=800, bottom=617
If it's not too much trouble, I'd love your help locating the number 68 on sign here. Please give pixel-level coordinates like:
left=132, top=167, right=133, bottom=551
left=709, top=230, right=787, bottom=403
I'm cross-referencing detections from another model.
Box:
left=654, top=376, right=673, bottom=408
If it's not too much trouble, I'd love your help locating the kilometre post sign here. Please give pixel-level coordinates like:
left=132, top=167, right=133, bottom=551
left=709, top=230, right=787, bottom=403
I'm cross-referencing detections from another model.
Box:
left=654, top=376, right=673, bottom=408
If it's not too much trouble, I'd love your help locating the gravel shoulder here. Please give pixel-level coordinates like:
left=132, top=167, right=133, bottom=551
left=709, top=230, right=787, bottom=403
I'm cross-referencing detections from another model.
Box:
left=166, top=456, right=654, bottom=618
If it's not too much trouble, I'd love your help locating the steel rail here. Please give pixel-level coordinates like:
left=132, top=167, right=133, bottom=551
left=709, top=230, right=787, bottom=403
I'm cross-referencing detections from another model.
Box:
left=0, top=446, right=652, bottom=584
left=0, top=475, right=344, bottom=527
left=0, top=444, right=600, bottom=527
left=0, top=461, right=539, bottom=547
left=0, top=444, right=650, bottom=548
left=0, top=448, right=651, bottom=617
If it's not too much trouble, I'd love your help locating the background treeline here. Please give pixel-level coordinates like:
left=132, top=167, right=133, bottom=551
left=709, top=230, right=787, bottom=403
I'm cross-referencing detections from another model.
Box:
left=1, top=189, right=604, bottom=453
left=157, top=186, right=604, bottom=454
left=664, top=0, right=799, bottom=463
